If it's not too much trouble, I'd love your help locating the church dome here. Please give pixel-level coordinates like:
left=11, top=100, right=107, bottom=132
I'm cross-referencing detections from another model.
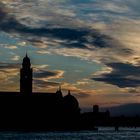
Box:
left=64, top=90, right=79, bottom=110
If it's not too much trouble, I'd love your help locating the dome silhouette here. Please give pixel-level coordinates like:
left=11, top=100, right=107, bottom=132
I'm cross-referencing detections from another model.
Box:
left=64, top=90, right=79, bottom=110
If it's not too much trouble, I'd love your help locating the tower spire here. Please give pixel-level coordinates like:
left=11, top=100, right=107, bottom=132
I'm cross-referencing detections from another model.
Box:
left=56, top=83, right=62, bottom=96
left=68, top=90, right=71, bottom=95
left=25, top=46, right=28, bottom=57
left=59, top=84, right=61, bottom=91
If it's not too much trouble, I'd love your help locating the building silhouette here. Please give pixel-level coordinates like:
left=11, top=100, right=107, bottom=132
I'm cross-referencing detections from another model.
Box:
left=2, top=54, right=138, bottom=131
left=20, top=53, right=32, bottom=94
left=0, top=54, right=80, bottom=131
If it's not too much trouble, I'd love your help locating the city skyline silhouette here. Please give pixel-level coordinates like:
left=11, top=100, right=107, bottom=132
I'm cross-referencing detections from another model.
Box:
left=0, top=54, right=139, bottom=131
left=0, top=0, right=140, bottom=131
left=0, top=49, right=140, bottom=116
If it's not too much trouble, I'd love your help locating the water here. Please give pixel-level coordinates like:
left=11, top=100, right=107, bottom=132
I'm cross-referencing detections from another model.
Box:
left=0, top=128, right=140, bottom=140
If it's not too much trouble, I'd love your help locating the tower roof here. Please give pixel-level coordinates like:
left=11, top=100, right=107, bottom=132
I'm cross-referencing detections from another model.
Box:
left=22, top=54, right=31, bottom=68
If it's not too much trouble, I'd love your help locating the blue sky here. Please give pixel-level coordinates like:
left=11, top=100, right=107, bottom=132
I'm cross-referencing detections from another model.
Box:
left=0, top=0, right=140, bottom=109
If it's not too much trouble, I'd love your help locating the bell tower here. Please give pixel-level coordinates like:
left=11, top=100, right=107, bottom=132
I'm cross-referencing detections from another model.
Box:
left=20, top=54, right=32, bottom=94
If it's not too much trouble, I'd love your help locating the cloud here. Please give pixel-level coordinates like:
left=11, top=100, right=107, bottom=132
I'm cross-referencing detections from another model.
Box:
left=0, top=0, right=140, bottom=99
left=33, top=79, right=59, bottom=90
left=0, top=1, right=132, bottom=52
left=0, top=63, right=19, bottom=91
left=11, top=55, right=20, bottom=61
left=73, top=92, right=90, bottom=99
left=0, top=14, right=124, bottom=52
left=32, top=65, right=64, bottom=91
left=0, top=63, right=19, bottom=69
left=34, top=70, right=58, bottom=79
left=36, top=50, right=51, bottom=54
left=0, top=0, right=137, bottom=81
left=122, top=87, right=140, bottom=94
left=5, top=45, right=17, bottom=49
left=93, top=62, right=140, bottom=88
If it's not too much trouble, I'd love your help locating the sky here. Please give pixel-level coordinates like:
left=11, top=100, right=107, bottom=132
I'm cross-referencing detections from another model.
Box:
left=0, top=0, right=140, bottom=110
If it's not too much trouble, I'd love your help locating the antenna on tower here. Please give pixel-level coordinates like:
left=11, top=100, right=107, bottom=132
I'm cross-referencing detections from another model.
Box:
left=25, top=46, right=28, bottom=57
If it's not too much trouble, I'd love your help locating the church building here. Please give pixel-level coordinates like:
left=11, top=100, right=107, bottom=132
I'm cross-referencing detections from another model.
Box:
left=0, top=54, right=80, bottom=131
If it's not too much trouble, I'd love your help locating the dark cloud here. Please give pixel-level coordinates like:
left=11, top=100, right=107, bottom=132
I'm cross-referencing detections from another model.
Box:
left=33, top=69, right=63, bottom=88
left=93, top=62, right=140, bottom=88
left=0, top=4, right=132, bottom=55
left=0, top=63, right=19, bottom=69
left=33, top=79, right=59, bottom=88
left=1, top=18, right=133, bottom=57
left=0, top=4, right=7, bottom=21
left=34, top=70, right=58, bottom=79
left=127, top=88, right=140, bottom=94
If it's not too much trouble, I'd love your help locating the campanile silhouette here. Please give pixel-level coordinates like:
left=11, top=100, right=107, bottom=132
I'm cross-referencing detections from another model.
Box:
left=20, top=54, right=32, bottom=94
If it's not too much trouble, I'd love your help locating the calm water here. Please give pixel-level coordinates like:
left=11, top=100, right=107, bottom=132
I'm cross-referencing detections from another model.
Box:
left=0, top=128, right=140, bottom=140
